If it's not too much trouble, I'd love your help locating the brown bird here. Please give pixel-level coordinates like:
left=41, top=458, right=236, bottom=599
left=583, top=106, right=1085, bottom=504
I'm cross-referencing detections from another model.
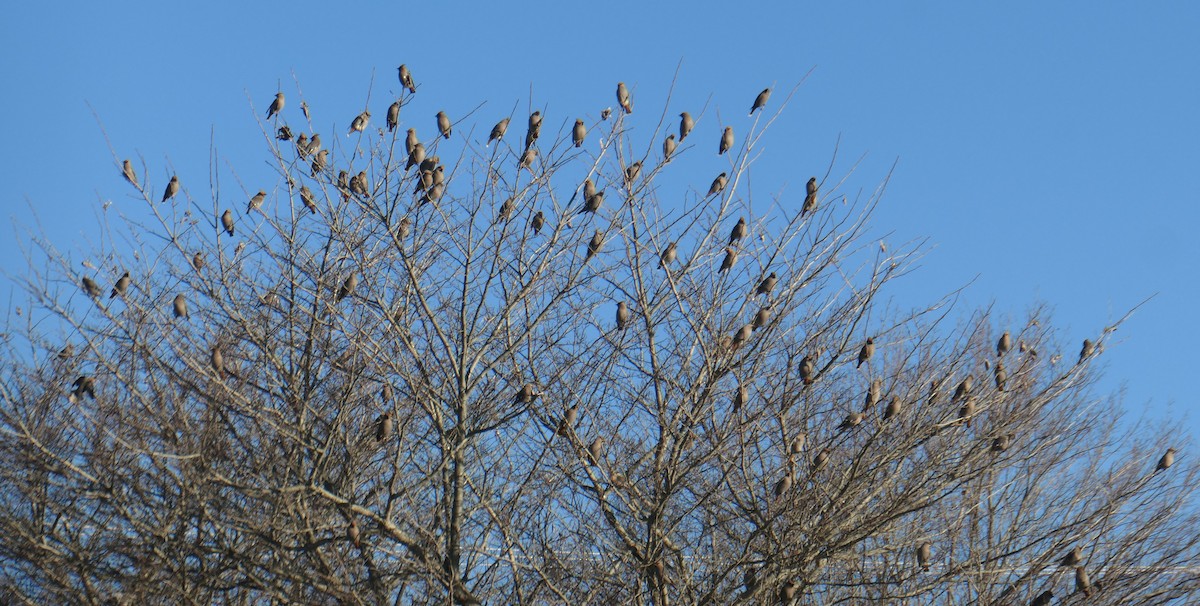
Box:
left=192, top=252, right=205, bottom=271
left=624, top=161, right=641, bottom=185
left=173, top=293, right=188, bottom=319
left=756, top=272, right=777, bottom=296
left=406, top=143, right=427, bottom=170
left=729, top=217, right=747, bottom=244
left=572, top=119, right=586, bottom=147
left=347, top=111, right=370, bottom=134
left=311, top=149, right=328, bottom=176
left=299, top=186, right=317, bottom=214
left=778, top=580, right=799, bottom=601
left=531, top=211, right=545, bottom=234
left=121, top=159, right=138, bottom=187
left=579, top=190, right=604, bottom=215
left=308, top=133, right=322, bottom=156
left=802, top=177, right=818, bottom=216
left=997, top=330, right=1013, bottom=356
left=679, top=112, right=694, bottom=141
left=247, top=190, right=266, bottom=214
left=210, top=345, right=225, bottom=377
left=300, top=101, right=310, bottom=121
left=840, top=411, right=864, bottom=430
left=957, top=397, right=976, bottom=427
left=708, top=172, right=728, bottom=196
left=57, top=344, right=74, bottom=360
left=386, top=101, right=400, bottom=132
left=799, top=355, right=816, bottom=385
left=587, top=437, right=605, bottom=465
left=419, top=155, right=438, bottom=174
left=71, top=375, right=96, bottom=401
left=267, top=92, right=285, bottom=119
left=600, top=107, right=612, bottom=120
left=659, top=242, right=677, bottom=268
left=337, top=274, right=358, bottom=303
left=916, top=542, right=932, bottom=571
left=109, top=272, right=130, bottom=298
left=487, top=118, right=509, bottom=146
left=276, top=126, right=293, bottom=141
left=556, top=404, right=577, bottom=437
left=497, top=197, right=516, bottom=222
left=526, top=111, right=542, bottom=146
left=350, top=171, right=369, bottom=197
left=395, top=216, right=412, bottom=241
left=790, top=433, right=806, bottom=455
left=1074, top=566, right=1092, bottom=597
left=515, top=383, right=541, bottom=404
left=583, top=178, right=597, bottom=202
left=347, top=518, right=361, bottom=548
left=992, top=434, right=1012, bottom=452
left=732, top=324, right=753, bottom=349
left=952, top=375, right=974, bottom=402
left=732, top=384, right=748, bottom=412
left=615, top=301, right=630, bottom=331
left=381, top=383, right=394, bottom=404
left=811, top=448, right=830, bottom=473
left=1031, top=590, right=1053, bottom=606
left=753, top=306, right=771, bottom=330
left=80, top=276, right=102, bottom=298
left=1157, top=447, right=1176, bottom=471
left=518, top=148, right=537, bottom=171
left=884, top=395, right=902, bottom=420
left=1079, top=339, right=1094, bottom=363
left=374, top=412, right=393, bottom=442
left=405, top=128, right=419, bottom=156
left=719, top=126, right=734, bottom=155
left=616, top=82, right=633, bottom=113
left=436, top=111, right=452, bottom=139
left=750, top=88, right=771, bottom=115
left=221, top=210, right=235, bottom=236
left=1060, top=546, right=1082, bottom=567
left=162, top=175, right=180, bottom=202
left=994, top=362, right=1007, bottom=391
left=662, top=134, right=676, bottom=161
left=295, top=133, right=309, bottom=158
left=865, top=378, right=883, bottom=409
left=857, top=338, right=875, bottom=368
left=718, top=246, right=738, bottom=273
left=773, top=473, right=793, bottom=499
left=398, top=64, right=416, bottom=93
left=423, top=183, right=445, bottom=206
left=586, top=230, right=603, bottom=261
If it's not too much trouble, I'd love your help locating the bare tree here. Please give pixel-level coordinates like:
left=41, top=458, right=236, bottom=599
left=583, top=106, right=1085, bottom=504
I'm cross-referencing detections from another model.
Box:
left=0, top=70, right=1196, bottom=606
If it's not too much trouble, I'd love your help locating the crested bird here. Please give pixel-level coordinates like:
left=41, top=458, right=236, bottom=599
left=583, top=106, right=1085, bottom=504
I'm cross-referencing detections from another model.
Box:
left=952, top=375, right=974, bottom=402
left=337, top=274, right=358, bottom=303
left=375, top=412, right=393, bottom=442
left=756, top=272, right=777, bottom=296
left=71, top=375, right=96, bottom=401
left=1031, top=590, right=1053, bottom=606
left=998, top=330, right=1012, bottom=356
left=572, top=119, right=586, bottom=147
left=616, top=82, right=633, bottom=113
left=586, top=230, right=604, bottom=261
left=556, top=405, right=577, bottom=437
left=406, top=128, right=419, bottom=156
left=660, top=242, right=677, bottom=268
left=518, top=148, right=537, bottom=171
left=267, top=92, right=284, bottom=119
left=247, top=190, right=266, bottom=214
left=299, top=186, right=317, bottom=214
left=387, top=101, right=400, bottom=132
left=348, top=111, right=370, bottom=135
left=857, top=338, right=875, bottom=368
left=663, top=134, right=676, bottom=160
left=729, top=217, right=747, bottom=244
left=719, top=126, right=734, bottom=155
left=799, top=355, right=815, bottom=385
left=790, top=433, right=806, bottom=455
left=487, top=118, right=509, bottom=146
left=624, top=161, right=641, bottom=185
left=173, top=293, right=188, bottom=319
left=679, top=112, right=694, bottom=141
left=802, top=177, right=818, bottom=216
left=718, top=246, right=737, bottom=273
left=753, top=307, right=771, bottom=330
left=884, top=395, right=901, bottom=420
left=122, top=159, right=137, bottom=187
left=222, top=209, right=235, bottom=236
left=615, top=301, right=630, bottom=331
left=773, top=473, right=792, bottom=499
left=163, top=175, right=180, bottom=202
left=436, top=111, right=452, bottom=139
left=515, top=383, right=541, bottom=404
left=192, top=252, right=205, bottom=271
left=916, top=542, right=932, bottom=571
left=1157, top=447, right=1176, bottom=471
left=210, top=346, right=225, bottom=378
left=110, top=272, right=130, bottom=298
left=1079, top=339, right=1094, bottom=363
left=708, top=172, right=728, bottom=196
left=840, top=412, right=864, bottom=430
left=406, top=143, right=427, bottom=170
left=865, top=378, right=883, bottom=409
left=587, top=437, right=605, bottom=465
left=398, top=64, right=416, bottom=93
left=81, top=276, right=102, bottom=297
left=994, top=362, right=1007, bottom=391
left=531, top=211, right=545, bottom=234
left=750, top=88, right=771, bottom=115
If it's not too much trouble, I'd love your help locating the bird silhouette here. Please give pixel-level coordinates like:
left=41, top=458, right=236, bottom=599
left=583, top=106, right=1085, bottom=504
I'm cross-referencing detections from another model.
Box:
left=387, top=101, right=400, bottom=132
left=1157, top=447, right=1176, bottom=471
left=753, top=307, right=771, bottom=330
left=718, top=247, right=738, bottom=273
left=163, top=175, right=180, bottom=202
left=756, top=272, right=777, bottom=297
left=750, top=88, right=771, bottom=115
left=109, top=272, right=130, bottom=298
left=660, top=242, right=677, bottom=268
left=337, top=274, right=358, bottom=303
left=708, top=173, right=728, bottom=196
left=615, top=302, right=630, bottom=331
left=857, top=338, right=875, bottom=368
left=586, top=231, right=604, bottom=261
left=729, top=217, right=747, bottom=244
left=531, top=211, right=545, bottom=234
left=679, top=112, right=694, bottom=141
left=267, top=92, right=284, bottom=119
left=375, top=412, right=393, bottom=442
left=663, top=134, right=677, bottom=161
left=487, top=118, right=509, bottom=146
left=247, top=190, right=266, bottom=214
left=173, top=293, right=188, bottom=319
left=719, top=126, right=734, bottom=155
left=572, top=119, right=586, bottom=147
left=221, top=210, right=235, bottom=236
left=799, top=355, right=816, bottom=385
left=398, top=64, right=416, bottom=93
left=1079, top=339, right=1095, bottom=363
left=299, top=186, right=317, bottom=214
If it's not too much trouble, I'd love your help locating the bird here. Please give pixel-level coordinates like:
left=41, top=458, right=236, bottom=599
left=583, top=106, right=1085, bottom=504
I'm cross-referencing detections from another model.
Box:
left=586, top=230, right=604, bottom=261
left=679, top=112, right=694, bottom=141
left=423, top=183, right=445, bottom=206
left=952, top=375, right=974, bottom=402
left=311, top=149, right=328, bottom=176
left=659, top=242, right=677, bottom=268
left=386, top=101, right=400, bottom=132
left=497, top=197, right=515, bottom=222
left=1079, top=339, right=1094, bottom=363
left=487, top=118, right=509, bottom=146
left=1031, top=590, right=1053, bottom=606
left=992, top=434, right=1012, bottom=452
left=518, top=148, right=537, bottom=171
left=71, top=375, right=97, bottom=401
left=173, top=293, right=188, bottom=319
left=1074, top=566, right=1092, bottom=597
left=222, top=210, right=235, bottom=236
left=381, top=383, right=394, bottom=404
left=708, top=173, right=728, bottom=196
left=276, top=126, right=293, bottom=141
left=778, top=580, right=799, bottom=602
left=350, top=171, right=369, bottom=197
left=884, top=395, right=901, bottom=420
left=267, top=92, right=284, bottom=119
left=624, top=161, right=641, bottom=185
left=857, top=338, right=875, bottom=368
left=110, top=272, right=130, bottom=298
left=773, top=473, right=793, bottom=499
left=121, top=160, right=137, bottom=187
left=398, top=64, right=416, bottom=93
left=405, top=129, right=419, bottom=156
left=406, top=143, right=427, bottom=170
left=374, top=412, right=393, bottom=442
left=337, top=274, right=358, bottom=303
left=916, top=542, right=932, bottom=572
left=718, top=247, right=738, bottom=273
left=957, top=397, right=976, bottom=427
left=840, top=412, right=864, bottom=430
left=162, top=175, right=180, bottom=202
left=732, top=384, right=748, bottom=411
left=299, top=186, right=317, bottom=214
left=802, top=177, right=818, bottom=216
left=615, top=302, right=630, bottom=331
left=1157, top=447, right=1176, bottom=471
left=732, top=325, right=753, bottom=349
left=729, top=217, right=747, bottom=244
left=587, top=437, right=605, bottom=465
left=572, top=119, right=586, bottom=147
left=997, top=330, right=1013, bottom=356
left=515, top=383, right=541, bottom=404
left=247, top=190, right=266, bottom=214
left=719, top=126, right=734, bottom=155
left=436, top=111, right=452, bottom=139
left=753, top=307, right=771, bottom=330
left=210, top=346, right=225, bottom=378
left=81, top=276, right=102, bottom=298
left=300, top=101, right=310, bottom=121
left=582, top=177, right=597, bottom=201
left=531, top=211, right=545, bottom=234
left=1060, top=546, right=1083, bottom=567
left=790, top=433, right=806, bottom=455
left=347, top=518, right=361, bottom=549
left=862, top=379, right=882, bottom=411
left=57, top=344, right=74, bottom=360
left=662, top=134, right=676, bottom=161
left=811, top=448, right=830, bottom=472
left=556, top=405, right=577, bottom=437
left=799, top=355, right=816, bottom=385
left=995, top=362, right=1007, bottom=391
left=600, top=107, right=612, bottom=120
left=348, top=111, right=370, bottom=135
left=307, top=133, right=322, bottom=156
left=581, top=190, right=604, bottom=214
left=419, top=155, right=438, bottom=174
left=616, top=82, right=633, bottom=113
left=755, top=273, right=777, bottom=297
left=395, top=216, right=412, bottom=240
left=192, top=252, right=205, bottom=271
left=750, top=88, right=771, bottom=115
left=525, top=111, right=543, bottom=147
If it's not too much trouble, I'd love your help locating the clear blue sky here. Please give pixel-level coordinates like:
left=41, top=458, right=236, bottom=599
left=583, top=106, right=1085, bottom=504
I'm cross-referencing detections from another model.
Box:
left=2, top=3, right=1197, bottom=438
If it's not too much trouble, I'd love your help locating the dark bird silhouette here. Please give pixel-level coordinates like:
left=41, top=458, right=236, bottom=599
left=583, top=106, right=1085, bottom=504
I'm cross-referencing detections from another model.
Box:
left=375, top=412, right=393, bottom=442
left=222, top=210, right=235, bottom=236
left=679, top=112, right=694, bottom=141
left=753, top=307, right=771, bottom=330
left=497, top=197, right=515, bottom=222
left=615, top=302, right=630, bottom=331
left=110, top=272, right=130, bottom=298
left=857, top=338, right=875, bottom=368
left=337, top=274, right=358, bottom=303
left=587, top=437, right=605, bottom=465
left=802, top=177, right=818, bottom=216
left=718, top=246, right=738, bottom=273
left=586, top=230, right=604, bottom=261
left=81, top=276, right=102, bottom=298
left=756, top=272, right=777, bottom=297
left=556, top=405, right=577, bottom=437
left=729, top=217, right=747, bottom=244
left=531, top=211, right=545, bottom=234
left=992, top=434, right=1012, bottom=452
left=71, top=375, right=96, bottom=401
left=572, top=119, right=586, bottom=147
left=299, top=186, right=317, bottom=214
left=998, top=330, right=1013, bottom=356
left=1157, top=447, right=1176, bottom=471
left=121, top=160, right=137, bottom=187
left=750, top=88, right=771, bottom=115
left=708, top=173, right=728, bottom=196
left=173, top=293, right=188, bottom=319
left=616, top=82, right=633, bottom=113
left=1060, top=546, right=1082, bottom=567
left=773, top=473, right=792, bottom=499
left=732, top=384, right=748, bottom=412
left=398, top=64, right=416, bottom=93
left=778, top=580, right=799, bottom=602
left=916, top=542, right=932, bottom=571
left=162, top=175, right=180, bottom=202
left=1031, top=590, right=1053, bottom=606
left=276, top=126, right=293, bottom=141
left=515, top=383, right=541, bottom=404
left=660, top=242, right=677, bottom=268
left=799, top=355, right=816, bottom=385
left=387, top=101, right=400, bottom=132
left=487, top=118, right=509, bottom=146
left=663, top=134, right=676, bottom=161
left=247, top=190, right=266, bottom=214
left=436, top=111, right=452, bottom=139
left=884, top=395, right=901, bottom=420
left=719, top=126, right=734, bottom=155
left=1079, top=339, right=1095, bottom=363
left=267, top=92, right=284, bottom=119
left=624, top=161, right=641, bottom=186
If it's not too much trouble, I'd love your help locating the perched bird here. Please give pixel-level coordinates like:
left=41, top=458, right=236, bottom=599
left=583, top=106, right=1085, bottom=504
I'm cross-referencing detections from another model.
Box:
left=718, top=246, right=738, bottom=273
left=952, top=375, right=974, bottom=402
left=799, top=355, right=816, bottom=385
left=71, top=375, right=97, bottom=401
left=994, top=362, right=1007, bottom=391
left=1061, top=546, right=1084, bottom=568
left=267, top=92, right=285, bottom=119
left=515, top=383, right=541, bottom=404
left=679, top=112, right=694, bottom=141
left=121, top=160, right=138, bottom=187
left=663, top=134, right=677, bottom=161
left=423, top=183, right=445, bottom=206
left=162, top=175, right=180, bottom=202
left=487, top=118, right=509, bottom=146
left=556, top=405, right=577, bottom=437
left=708, top=173, right=728, bottom=196
left=600, top=107, right=612, bottom=120
left=526, top=111, right=543, bottom=144
left=349, top=111, right=370, bottom=135
left=729, top=217, right=747, bottom=244
left=773, top=473, right=793, bottom=499
left=387, top=101, right=400, bottom=132
left=750, top=88, right=771, bottom=115
left=732, top=325, right=753, bottom=349
left=1031, top=590, right=1053, bottom=606
left=406, top=143, right=427, bottom=170
left=337, top=171, right=350, bottom=200
left=398, top=64, right=416, bottom=93
left=753, top=307, right=771, bottom=330
left=748, top=272, right=777, bottom=299
left=916, top=542, right=932, bottom=572
left=802, top=177, right=818, bottom=216
left=172, top=293, right=188, bottom=319
left=719, top=126, right=734, bottom=155
left=659, top=242, right=677, bottom=268
left=276, top=126, right=293, bottom=141
left=732, top=384, right=748, bottom=411
left=581, top=190, right=604, bottom=214
left=436, top=111, right=452, bottom=139
left=81, top=276, right=102, bottom=297
left=518, top=148, right=537, bottom=171
left=840, top=412, right=864, bottom=430
left=616, top=82, right=633, bottom=113
left=307, top=133, right=322, bottom=156
left=350, top=171, right=369, bottom=197
left=583, top=178, right=597, bottom=201
left=992, top=434, right=1012, bottom=452
left=1079, top=339, right=1094, bottom=363
left=395, top=216, right=412, bottom=240
left=778, top=580, right=799, bottom=601
left=405, top=129, right=419, bottom=156
left=57, top=344, right=74, bottom=360
left=381, top=383, right=394, bottom=404
left=295, top=133, right=310, bottom=158
left=110, top=272, right=130, bottom=298
left=247, top=190, right=266, bottom=214
left=210, top=346, right=225, bottom=378
left=347, top=518, right=361, bottom=549
left=624, top=161, right=641, bottom=185
left=222, top=210, right=235, bottom=236
left=811, top=448, right=830, bottom=472
left=587, top=437, right=606, bottom=465
left=300, top=101, right=310, bottom=121
left=957, top=397, right=976, bottom=427
left=616, top=301, right=631, bottom=331
left=311, top=149, right=328, bottom=176
left=586, top=230, right=604, bottom=261
left=531, top=211, right=545, bottom=234
left=192, top=252, right=205, bottom=271
left=789, top=432, right=806, bottom=455
left=497, top=197, right=515, bottom=221
left=1074, top=566, right=1092, bottom=597
left=299, top=186, right=317, bottom=214
left=884, top=395, right=901, bottom=420
left=375, top=412, right=393, bottom=442
left=419, top=155, right=438, bottom=174
left=865, top=378, right=883, bottom=409
left=572, top=119, right=586, bottom=147
left=1157, top=447, right=1176, bottom=471
left=337, top=274, right=358, bottom=303
left=997, top=330, right=1013, bottom=356
left=857, top=338, right=875, bottom=368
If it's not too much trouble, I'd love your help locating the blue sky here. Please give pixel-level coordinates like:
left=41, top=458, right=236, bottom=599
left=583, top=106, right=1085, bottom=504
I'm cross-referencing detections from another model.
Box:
left=2, top=3, right=1197, bottom=438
